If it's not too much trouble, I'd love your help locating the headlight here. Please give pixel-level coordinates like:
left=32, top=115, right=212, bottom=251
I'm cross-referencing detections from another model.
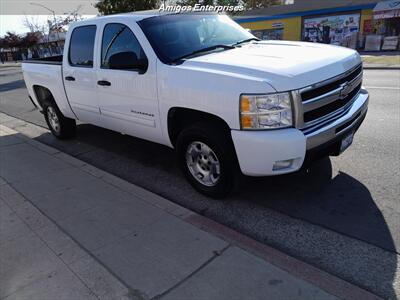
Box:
left=240, top=92, right=293, bottom=129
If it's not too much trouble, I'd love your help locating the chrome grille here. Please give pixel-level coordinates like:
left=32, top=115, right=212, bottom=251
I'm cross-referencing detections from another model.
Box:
left=299, top=64, right=363, bottom=131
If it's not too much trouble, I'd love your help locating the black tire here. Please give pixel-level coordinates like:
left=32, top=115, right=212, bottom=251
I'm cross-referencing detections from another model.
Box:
left=176, top=122, right=239, bottom=198
left=43, top=102, right=76, bottom=139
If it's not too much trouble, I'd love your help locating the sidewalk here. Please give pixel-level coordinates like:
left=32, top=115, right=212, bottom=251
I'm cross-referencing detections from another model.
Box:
left=0, top=118, right=381, bottom=300
left=361, top=54, right=400, bottom=69
left=0, top=62, right=21, bottom=68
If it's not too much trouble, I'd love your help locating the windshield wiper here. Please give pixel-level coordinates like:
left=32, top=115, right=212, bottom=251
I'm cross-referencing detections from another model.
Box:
left=172, top=45, right=234, bottom=63
left=231, top=38, right=260, bottom=47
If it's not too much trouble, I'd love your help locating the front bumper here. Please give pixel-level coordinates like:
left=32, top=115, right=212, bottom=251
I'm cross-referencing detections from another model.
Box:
left=231, top=89, right=369, bottom=176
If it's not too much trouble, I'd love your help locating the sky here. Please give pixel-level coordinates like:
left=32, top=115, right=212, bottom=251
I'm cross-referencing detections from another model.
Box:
left=0, top=15, right=96, bottom=36
left=1, top=0, right=98, bottom=36
left=0, top=15, right=49, bottom=36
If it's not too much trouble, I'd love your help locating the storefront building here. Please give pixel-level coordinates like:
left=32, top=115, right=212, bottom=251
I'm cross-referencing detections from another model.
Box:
left=235, top=0, right=400, bottom=51
left=366, top=0, right=400, bottom=50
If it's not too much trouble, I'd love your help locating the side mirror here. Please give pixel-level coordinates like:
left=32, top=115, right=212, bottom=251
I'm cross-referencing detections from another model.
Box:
left=108, top=51, right=148, bottom=73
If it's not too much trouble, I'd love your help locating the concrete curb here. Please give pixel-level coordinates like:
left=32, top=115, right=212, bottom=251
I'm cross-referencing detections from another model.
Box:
left=363, top=66, right=400, bottom=70
left=185, top=214, right=381, bottom=300
left=0, top=112, right=382, bottom=300
left=0, top=63, right=21, bottom=68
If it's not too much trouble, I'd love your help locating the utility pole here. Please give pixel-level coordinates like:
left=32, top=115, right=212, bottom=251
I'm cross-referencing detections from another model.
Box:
left=29, top=2, right=60, bottom=43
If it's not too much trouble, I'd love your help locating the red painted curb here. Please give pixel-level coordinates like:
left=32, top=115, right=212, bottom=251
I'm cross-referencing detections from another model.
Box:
left=184, top=213, right=382, bottom=300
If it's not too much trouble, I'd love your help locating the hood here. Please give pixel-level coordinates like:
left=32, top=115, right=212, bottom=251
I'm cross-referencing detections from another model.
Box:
left=182, top=41, right=361, bottom=91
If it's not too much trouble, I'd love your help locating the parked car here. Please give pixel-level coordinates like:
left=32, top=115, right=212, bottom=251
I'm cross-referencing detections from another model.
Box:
left=22, top=13, right=369, bottom=197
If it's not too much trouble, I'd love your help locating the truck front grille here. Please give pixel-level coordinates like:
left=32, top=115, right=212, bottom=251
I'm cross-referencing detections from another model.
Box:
left=303, top=83, right=362, bottom=123
left=301, top=65, right=362, bottom=102
left=300, top=64, right=363, bottom=129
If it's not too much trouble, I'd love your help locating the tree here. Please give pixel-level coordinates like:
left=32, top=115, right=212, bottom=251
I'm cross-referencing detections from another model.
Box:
left=176, top=0, right=214, bottom=5
left=23, top=8, right=83, bottom=45
left=23, top=16, right=47, bottom=34
left=216, top=0, right=240, bottom=6
left=21, top=32, right=41, bottom=49
left=2, top=32, right=23, bottom=49
left=0, top=37, right=6, bottom=49
left=95, top=0, right=159, bottom=15
left=243, top=0, right=284, bottom=10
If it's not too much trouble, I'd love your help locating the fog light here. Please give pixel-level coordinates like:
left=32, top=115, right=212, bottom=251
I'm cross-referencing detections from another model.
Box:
left=273, top=159, right=294, bottom=171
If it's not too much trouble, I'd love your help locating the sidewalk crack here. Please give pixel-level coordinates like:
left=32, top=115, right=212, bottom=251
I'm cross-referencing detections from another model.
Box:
left=151, top=244, right=231, bottom=300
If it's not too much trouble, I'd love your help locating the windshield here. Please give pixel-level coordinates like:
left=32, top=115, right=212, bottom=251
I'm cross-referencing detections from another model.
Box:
left=138, top=14, right=255, bottom=64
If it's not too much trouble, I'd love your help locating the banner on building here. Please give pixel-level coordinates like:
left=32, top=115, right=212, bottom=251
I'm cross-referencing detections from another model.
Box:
left=373, top=0, right=400, bottom=19
left=303, top=13, right=361, bottom=48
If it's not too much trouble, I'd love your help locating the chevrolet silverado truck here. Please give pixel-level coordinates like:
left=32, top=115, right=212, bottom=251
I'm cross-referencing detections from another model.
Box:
left=22, top=13, right=369, bottom=197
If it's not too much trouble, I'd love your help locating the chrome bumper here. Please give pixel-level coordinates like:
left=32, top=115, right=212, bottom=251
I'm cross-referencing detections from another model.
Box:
left=304, top=89, right=369, bottom=150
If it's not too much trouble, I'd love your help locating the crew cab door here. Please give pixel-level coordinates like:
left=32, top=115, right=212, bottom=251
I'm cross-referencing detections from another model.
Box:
left=96, top=21, right=161, bottom=142
left=63, top=25, right=100, bottom=124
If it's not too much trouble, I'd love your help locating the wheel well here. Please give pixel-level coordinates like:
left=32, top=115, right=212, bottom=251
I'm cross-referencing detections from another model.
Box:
left=32, top=85, right=55, bottom=110
left=167, top=107, right=231, bottom=146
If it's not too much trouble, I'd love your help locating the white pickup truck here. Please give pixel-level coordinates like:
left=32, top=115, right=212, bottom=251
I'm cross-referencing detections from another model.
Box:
left=22, top=13, right=369, bottom=197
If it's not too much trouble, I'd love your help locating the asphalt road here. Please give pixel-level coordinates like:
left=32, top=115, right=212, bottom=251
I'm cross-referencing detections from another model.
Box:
left=1, top=65, right=399, bottom=298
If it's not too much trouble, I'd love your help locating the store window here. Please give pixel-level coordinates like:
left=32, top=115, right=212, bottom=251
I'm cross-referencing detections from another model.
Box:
left=252, top=28, right=284, bottom=40
left=363, top=0, right=400, bottom=51
left=302, top=13, right=361, bottom=49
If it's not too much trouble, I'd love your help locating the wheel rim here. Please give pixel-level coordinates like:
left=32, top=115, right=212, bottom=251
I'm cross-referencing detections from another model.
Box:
left=185, top=141, right=221, bottom=187
left=47, top=106, right=60, bottom=134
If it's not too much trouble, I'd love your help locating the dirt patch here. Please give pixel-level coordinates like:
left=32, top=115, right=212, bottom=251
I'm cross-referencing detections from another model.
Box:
left=362, top=55, right=400, bottom=66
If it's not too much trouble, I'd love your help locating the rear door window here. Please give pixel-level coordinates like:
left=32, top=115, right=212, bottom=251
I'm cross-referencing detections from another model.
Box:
left=69, top=25, right=96, bottom=67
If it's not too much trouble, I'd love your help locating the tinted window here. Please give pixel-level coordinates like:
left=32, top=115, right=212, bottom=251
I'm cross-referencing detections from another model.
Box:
left=101, top=23, right=146, bottom=70
left=69, top=25, right=96, bottom=67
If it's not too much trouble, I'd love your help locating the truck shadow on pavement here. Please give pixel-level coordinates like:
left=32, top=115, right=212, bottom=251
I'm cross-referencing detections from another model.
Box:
left=241, top=159, right=398, bottom=298
left=0, top=79, right=26, bottom=93
left=245, top=158, right=397, bottom=252
left=32, top=124, right=397, bottom=299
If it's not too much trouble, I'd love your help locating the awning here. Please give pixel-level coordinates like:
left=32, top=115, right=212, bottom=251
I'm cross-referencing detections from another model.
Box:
left=373, top=0, right=400, bottom=19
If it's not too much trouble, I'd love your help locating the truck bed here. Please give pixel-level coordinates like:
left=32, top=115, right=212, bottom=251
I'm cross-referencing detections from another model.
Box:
left=22, top=56, right=76, bottom=119
left=24, top=55, right=63, bottom=65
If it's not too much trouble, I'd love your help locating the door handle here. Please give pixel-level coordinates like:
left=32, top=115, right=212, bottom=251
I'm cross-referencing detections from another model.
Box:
left=65, top=76, right=75, bottom=81
left=97, top=80, right=111, bottom=86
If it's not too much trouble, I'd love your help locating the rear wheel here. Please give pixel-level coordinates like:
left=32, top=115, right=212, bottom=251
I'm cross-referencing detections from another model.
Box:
left=44, top=102, right=76, bottom=139
left=176, top=123, right=239, bottom=198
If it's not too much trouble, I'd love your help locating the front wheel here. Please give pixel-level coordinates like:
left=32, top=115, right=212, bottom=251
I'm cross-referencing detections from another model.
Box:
left=44, top=102, right=76, bottom=139
left=176, top=123, right=239, bottom=198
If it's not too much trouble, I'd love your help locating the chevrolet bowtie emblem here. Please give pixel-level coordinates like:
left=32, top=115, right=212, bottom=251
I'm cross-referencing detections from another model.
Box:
left=339, top=82, right=352, bottom=99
